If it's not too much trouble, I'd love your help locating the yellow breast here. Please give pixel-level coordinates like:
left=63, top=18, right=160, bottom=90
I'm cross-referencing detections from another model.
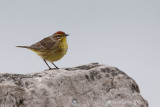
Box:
left=36, top=37, right=68, bottom=62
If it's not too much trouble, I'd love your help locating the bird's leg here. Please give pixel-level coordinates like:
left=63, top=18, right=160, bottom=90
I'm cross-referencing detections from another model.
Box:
left=51, top=62, right=59, bottom=69
left=43, top=60, right=52, bottom=70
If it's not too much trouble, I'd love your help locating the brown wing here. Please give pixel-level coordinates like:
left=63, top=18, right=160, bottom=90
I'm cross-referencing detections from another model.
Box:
left=29, top=37, right=57, bottom=50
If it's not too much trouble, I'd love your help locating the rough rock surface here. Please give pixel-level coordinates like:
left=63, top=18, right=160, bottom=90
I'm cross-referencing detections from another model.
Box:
left=0, top=63, right=148, bottom=107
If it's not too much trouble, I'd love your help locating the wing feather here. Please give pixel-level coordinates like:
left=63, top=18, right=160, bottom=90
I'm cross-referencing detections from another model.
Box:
left=29, top=37, right=56, bottom=50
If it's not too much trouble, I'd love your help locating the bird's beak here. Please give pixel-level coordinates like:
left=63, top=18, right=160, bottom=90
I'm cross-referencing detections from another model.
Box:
left=65, top=34, right=69, bottom=36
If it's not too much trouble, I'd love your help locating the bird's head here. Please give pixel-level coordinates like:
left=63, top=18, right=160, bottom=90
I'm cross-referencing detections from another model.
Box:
left=52, top=31, right=69, bottom=41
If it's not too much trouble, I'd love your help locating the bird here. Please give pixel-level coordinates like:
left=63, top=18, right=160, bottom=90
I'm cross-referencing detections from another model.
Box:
left=16, top=31, right=69, bottom=70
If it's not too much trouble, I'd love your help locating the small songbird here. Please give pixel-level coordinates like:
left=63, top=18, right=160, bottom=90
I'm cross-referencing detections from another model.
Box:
left=16, top=31, right=69, bottom=69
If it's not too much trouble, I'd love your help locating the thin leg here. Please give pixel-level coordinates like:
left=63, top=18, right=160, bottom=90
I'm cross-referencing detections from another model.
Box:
left=43, top=60, right=51, bottom=70
left=51, top=62, right=59, bottom=69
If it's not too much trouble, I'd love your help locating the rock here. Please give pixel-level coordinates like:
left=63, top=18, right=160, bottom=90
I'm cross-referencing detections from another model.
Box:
left=0, top=63, right=148, bottom=107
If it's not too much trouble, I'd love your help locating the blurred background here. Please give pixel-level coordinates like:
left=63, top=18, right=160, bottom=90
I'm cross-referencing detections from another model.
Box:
left=0, top=0, right=159, bottom=106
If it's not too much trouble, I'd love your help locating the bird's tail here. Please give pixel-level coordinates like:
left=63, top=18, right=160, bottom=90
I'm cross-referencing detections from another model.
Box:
left=16, top=46, right=30, bottom=49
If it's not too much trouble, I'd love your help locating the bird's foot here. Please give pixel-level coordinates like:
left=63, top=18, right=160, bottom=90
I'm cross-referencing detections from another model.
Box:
left=44, top=68, right=58, bottom=71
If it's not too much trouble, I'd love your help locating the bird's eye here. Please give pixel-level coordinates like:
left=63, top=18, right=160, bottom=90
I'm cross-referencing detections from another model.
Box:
left=57, top=35, right=61, bottom=38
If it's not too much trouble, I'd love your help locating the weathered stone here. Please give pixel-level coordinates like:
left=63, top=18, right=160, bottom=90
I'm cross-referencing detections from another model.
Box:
left=0, top=63, right=148, bottom=107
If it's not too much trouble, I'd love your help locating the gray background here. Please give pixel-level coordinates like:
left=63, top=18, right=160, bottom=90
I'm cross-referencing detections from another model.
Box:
left=0, top=0, right=159, bottom=106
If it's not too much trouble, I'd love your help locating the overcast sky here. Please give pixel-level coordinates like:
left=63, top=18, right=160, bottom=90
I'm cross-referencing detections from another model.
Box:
left=0, top=0, right=159, bottom=106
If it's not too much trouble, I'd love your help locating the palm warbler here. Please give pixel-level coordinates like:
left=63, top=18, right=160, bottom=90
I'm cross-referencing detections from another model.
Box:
left=16, top=31, right=69, bottom=69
